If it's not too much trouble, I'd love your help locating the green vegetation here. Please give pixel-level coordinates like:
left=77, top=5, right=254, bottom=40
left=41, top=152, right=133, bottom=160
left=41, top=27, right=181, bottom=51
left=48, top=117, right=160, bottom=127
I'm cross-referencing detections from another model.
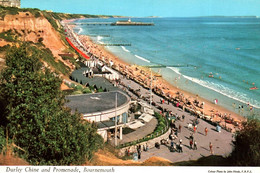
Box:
left=41, top=11, right=59, bottom=31
left=0, top=44, right=10, bottom=52
left=228, top=119, right=260, bottom=166
left=30, top=46, right=70, bottom=75
left=0, top=127, right=5, bottom=153
left=62, top=82, right=104, bottom=96
left=0, top=44, right=103, bottom=165
left=119, top=112, right=169, bottom=148
left=0, top=6, right=42, bottom=19
left=0, top=29, right=18, bottom=42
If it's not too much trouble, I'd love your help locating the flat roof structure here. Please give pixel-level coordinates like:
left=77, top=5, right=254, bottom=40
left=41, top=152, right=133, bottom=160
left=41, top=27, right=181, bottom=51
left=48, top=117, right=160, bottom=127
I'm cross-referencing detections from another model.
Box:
left=65, top=91, right=131, bottom=122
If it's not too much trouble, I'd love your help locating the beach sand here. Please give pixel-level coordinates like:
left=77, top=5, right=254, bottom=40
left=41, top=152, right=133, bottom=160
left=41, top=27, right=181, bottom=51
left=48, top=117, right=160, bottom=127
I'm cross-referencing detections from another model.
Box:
left=65, top=21, right=246, bottom=131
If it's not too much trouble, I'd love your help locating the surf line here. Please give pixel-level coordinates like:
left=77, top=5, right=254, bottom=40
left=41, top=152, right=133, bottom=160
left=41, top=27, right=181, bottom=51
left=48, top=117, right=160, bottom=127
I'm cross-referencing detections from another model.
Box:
left=167, top=67, right=260, bottom=109
left=135, top=55, right=150, bottom=63
left=121, top=46, right=130, bottom=52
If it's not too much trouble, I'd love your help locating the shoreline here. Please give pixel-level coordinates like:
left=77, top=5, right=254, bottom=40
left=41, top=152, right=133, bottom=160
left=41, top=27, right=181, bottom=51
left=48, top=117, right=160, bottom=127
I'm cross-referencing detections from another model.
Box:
left=64, top=19, right=246, bottom=131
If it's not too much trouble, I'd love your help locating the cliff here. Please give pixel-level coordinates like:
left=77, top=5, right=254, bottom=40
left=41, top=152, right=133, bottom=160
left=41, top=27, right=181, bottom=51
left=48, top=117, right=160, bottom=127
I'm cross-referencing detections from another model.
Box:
left=0, top=8, right=81, bottom=75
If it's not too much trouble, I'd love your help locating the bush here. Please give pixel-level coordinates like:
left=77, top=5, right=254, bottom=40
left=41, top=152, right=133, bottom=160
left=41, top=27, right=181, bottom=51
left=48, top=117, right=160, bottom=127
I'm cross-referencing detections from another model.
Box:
left=0, top=127, right=5, bottom=153
left=228, top=119, right=260, bottom=166
left=0, top=29, right=17, bottom=42
left=75, top=85, right=83, bottom=91
left=72, top=90, right=83, bottom=95
left=0, top=45, right=103, bottom=165
left=118, top=112, right=168, bottom=148
left=97, top=88, right=103, bottom=93
left=82, top=88, right=91, bottom=94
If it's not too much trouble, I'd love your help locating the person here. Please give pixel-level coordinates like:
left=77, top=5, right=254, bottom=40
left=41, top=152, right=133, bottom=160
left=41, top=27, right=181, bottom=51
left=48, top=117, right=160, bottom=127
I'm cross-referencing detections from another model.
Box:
left=137, top=147, right=141, bottom=159
left=194, top=141, right=197, bottom=150
left=193, top=125, right=197, bottom=133
left=179, top=124, right=182, bottom=133
left=205, top=127, right=208, bottom=136
left=189, top=133, right=194, bottom=141
left=175, top=129, right=178, bottom=137
left=179, top=143, right=183, bottom=153
left=171, top=140, right=174, bottom=147
left=146, top=143, right=149, bottom=151
left=182, top=114, right=185, bottom=121
left=209, top=142, right=213, bottom=154
left=179, top=139, right=182, bottom=144
left=189, top=139, right=193, bottom=149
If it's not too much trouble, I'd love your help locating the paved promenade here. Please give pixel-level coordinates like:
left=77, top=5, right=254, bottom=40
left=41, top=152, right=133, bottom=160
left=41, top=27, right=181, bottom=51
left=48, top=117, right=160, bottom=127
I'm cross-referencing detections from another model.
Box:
left=118, top=75, right=234, bottom=163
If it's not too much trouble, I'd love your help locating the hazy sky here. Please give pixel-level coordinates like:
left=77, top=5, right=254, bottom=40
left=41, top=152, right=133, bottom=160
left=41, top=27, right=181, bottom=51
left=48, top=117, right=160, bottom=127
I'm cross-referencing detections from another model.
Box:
left=21, top=0, right=260, bottom=17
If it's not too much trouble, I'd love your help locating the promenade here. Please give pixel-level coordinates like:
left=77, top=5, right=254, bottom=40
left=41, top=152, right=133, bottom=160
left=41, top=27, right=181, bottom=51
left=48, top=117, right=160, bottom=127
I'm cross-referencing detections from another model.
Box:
left=117, top=72, right=234, bottom=163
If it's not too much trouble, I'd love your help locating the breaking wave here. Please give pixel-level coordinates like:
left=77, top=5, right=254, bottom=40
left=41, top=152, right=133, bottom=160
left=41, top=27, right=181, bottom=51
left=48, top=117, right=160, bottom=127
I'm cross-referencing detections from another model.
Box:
left=167, top=67, right=260, bottom=109
left=135, top=55, right=150, bottom=63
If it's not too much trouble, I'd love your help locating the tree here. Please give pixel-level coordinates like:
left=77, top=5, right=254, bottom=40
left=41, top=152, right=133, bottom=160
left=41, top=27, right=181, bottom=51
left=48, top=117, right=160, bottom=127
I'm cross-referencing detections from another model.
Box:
left=229, top=119, right=260, bottom=166
left=0, top=44, right=103, bottom=165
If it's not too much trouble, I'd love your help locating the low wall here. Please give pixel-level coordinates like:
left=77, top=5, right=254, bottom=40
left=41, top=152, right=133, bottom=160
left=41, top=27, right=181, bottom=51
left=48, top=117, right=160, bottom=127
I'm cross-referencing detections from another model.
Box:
left=118, top=128, right=171, bottom=157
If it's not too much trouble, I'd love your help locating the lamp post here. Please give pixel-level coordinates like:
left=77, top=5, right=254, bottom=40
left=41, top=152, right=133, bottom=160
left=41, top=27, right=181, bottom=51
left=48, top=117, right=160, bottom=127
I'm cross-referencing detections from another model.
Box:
left=224, top=114, right=227, bottom=129
left=150, top=68, right=153, bottom=108
left=115, top=92, right=118, bottom=146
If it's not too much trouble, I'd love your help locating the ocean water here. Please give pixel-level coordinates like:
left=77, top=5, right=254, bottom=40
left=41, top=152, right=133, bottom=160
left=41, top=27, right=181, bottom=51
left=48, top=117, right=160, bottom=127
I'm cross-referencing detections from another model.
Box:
left=73, top=17, right=260, bottom=118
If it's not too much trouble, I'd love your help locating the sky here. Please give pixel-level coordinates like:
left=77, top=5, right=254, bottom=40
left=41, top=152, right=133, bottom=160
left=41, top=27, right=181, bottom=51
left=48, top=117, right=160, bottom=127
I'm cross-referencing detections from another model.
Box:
left=21, top=0, right=260, bottom=17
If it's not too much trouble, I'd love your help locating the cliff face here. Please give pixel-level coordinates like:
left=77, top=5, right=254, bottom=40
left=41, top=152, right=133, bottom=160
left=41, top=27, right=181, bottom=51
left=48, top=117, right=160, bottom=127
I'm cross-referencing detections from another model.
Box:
left=0, top=12, right=65, bottom=55
left=0, top=12, right=75, bottom=71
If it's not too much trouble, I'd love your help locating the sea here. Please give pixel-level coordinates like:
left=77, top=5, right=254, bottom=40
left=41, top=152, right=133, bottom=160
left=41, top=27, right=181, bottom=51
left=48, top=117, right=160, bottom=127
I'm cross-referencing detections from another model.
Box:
left=73, top=17, right=260, bottom=119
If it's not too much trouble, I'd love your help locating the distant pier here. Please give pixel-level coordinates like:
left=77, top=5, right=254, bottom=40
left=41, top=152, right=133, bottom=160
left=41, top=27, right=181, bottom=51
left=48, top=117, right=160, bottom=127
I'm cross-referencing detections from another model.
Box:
left=71, top=19, right=154, bottom=26
left=74, top=22, right=112, bottom=25
left=99, top=43, right=131, bottom=46
left=111, top=18, right=154, bottom=26
left=89, top=34, right=110, bottom=37
left=111, top=22, right=154, bottom=26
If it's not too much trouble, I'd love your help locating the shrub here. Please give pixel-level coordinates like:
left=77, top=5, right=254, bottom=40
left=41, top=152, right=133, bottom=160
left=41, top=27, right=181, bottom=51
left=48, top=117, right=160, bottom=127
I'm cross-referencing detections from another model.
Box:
left=228, top=119, right=260, bottom=166
left=0, top=127, right=5, bottom=153
left=0, top=45, right=103, bottom=165
left=82, top=87, right=91, bottom=94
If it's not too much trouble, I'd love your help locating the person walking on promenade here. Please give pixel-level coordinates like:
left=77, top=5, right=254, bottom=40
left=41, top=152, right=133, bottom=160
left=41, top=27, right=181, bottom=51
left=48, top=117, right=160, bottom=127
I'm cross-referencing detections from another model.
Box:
left=193, top=125, right=197, bottom=133
left=189, top=133, right=194, bottom=142
left=189, top=139, right=193, bottom=149
left=146, top=143, right=149, bottom=151
left=177, top=143, right=183, bottom=153
left=194, top=141, right=197, bottom=150
left=209, top=142, right=213, bottom=154
left=182, top=114, right=185, bottom=121
left=175, top=129, right=178, bottom=137
left=137, top=145, right=141, bottom=159
left=179, top=124, right=182, bottom=133
left=205, top=127, right=208, bottom=136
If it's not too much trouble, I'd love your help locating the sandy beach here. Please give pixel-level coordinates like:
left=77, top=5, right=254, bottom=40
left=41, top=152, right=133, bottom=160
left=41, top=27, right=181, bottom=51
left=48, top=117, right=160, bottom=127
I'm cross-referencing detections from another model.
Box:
left=64, top=20, right=246, bottom=132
